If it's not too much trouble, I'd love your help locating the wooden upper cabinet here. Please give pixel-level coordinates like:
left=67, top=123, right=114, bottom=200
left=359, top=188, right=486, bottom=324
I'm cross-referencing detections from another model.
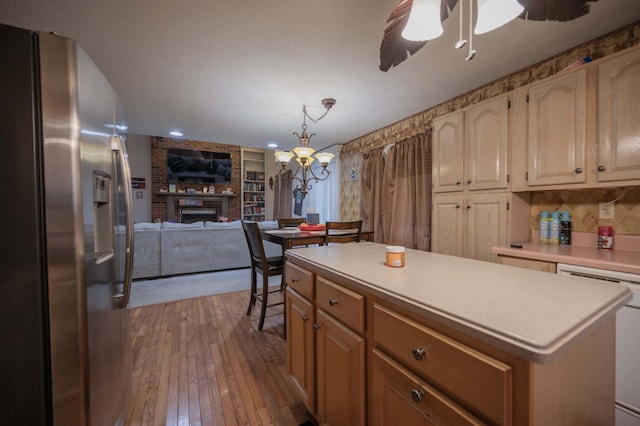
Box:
left=598, top=47, right=640, bottom=182
left=527, top=69, right=587, bottom=186
left=466, top=95, right=509, bottom=191
left=433, top=111, right=465, bottom=193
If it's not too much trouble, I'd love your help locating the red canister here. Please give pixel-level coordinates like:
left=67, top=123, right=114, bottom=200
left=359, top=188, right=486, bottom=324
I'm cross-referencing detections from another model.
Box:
left=597, top=226, right=614, bottom=249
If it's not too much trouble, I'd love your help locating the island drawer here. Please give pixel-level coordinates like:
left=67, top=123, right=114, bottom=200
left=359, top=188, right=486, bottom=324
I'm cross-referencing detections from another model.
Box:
left=286, top=262, right=314, bottom=300
left=371, top=348, right=484, bottom=426
left=373, top=303, right=512, bottom=425
left=316, top=276, right=365, bottom=334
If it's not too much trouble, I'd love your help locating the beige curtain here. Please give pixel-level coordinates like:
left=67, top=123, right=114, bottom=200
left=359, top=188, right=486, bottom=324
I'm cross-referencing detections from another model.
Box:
left=272, top=170, right=292, bottom=219
left=361, top=133, right=432, bottom=250
left=361, top=147, right=385, bottom=241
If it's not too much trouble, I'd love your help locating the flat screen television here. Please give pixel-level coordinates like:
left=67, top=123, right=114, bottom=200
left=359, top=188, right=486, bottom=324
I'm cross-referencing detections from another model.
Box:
left=166, top=148, right=231, bottom=184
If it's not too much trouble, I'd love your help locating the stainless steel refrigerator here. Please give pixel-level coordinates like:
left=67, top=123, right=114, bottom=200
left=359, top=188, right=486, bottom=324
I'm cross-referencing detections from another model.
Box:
left=0, top=23, right=134, bottom=425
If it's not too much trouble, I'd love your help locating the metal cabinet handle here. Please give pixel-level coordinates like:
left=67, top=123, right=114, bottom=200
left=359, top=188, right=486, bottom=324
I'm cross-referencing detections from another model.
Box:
left=597, top=165, right=606, bottom=172
left=467, top=179, right=472, bottom=184
left=411, top=389, right=425, bottom=403
left=456, top=181, right=461, bottom=185
left=329, top=298, right=339, bottom=306
left=291, top=277, right=299, bottom=282
left=302, top=314, right=310, bottom=322
left=466, top=204, right=471, bottom=209
left=412, top=348, right=426, bottom=361
left=575, top=167, right=583, bottom=174
left=455, top=204, right=461, bottom=209
left=313, top=324, right=321, bottom=330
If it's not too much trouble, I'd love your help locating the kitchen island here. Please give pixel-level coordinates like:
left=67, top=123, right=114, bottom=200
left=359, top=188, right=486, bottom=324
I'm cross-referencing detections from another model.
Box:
left=284, top=242, right=632, bottom=425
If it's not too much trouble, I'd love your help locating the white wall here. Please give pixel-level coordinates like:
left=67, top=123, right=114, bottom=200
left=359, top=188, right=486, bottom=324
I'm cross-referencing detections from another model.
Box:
left=126, top=133, right=152, bottom=223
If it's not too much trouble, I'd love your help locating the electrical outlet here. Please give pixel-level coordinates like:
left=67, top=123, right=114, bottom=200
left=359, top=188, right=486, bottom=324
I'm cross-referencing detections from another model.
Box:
left=599, top=202, right=615, bottom=219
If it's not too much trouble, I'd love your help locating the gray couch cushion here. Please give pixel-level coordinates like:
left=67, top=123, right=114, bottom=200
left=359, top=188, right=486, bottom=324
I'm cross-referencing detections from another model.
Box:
left=132, top=228, right=161, bottom=279
left=133, top=220, right=281, bottom=279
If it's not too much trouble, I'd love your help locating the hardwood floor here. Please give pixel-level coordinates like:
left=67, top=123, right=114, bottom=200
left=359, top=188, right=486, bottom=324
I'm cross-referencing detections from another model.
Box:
left=126, top=289, right=313, bottom=425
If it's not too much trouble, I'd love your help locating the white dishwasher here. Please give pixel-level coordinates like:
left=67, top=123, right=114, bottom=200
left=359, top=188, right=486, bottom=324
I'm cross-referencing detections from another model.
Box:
left=557, top=263, right=640, bottom=426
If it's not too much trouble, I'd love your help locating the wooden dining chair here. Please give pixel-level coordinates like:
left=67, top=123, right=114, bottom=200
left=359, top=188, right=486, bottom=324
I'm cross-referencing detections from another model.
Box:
left=325, top=220, right=363, bottom=244
left=277, top=217, right=306, bottom=228
left=241, top=220, right=285, bottom=331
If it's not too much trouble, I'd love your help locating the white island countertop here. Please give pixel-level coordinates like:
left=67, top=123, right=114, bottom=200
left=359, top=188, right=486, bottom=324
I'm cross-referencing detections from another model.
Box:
left=285, top=242, right=632, bottom=364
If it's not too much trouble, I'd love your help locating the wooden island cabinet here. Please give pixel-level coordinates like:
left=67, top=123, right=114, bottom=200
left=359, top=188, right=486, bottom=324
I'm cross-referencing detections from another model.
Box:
left=285, top=243, right=631, bottom=425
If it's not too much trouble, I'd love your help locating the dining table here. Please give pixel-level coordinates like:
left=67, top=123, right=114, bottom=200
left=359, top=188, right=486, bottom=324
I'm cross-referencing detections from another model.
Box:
left=261, top=228, right=375, bottom=252
left=261, top=229, right=327, bottom=251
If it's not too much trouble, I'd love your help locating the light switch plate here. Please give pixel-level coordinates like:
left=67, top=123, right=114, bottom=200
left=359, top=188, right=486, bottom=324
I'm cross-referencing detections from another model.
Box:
left=599, top=202, right=615, bottom=219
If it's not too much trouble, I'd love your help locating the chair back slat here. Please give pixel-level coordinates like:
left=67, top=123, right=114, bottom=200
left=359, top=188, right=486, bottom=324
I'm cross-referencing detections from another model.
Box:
left=325, top=220, right=363, bottom=244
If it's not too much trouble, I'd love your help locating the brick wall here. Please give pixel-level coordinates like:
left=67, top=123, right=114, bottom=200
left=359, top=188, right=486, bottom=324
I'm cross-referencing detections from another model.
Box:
left=151, top=136, right=243, bottom=222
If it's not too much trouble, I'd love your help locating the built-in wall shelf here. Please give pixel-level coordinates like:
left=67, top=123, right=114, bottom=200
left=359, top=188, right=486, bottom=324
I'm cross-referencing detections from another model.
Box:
left=241, top=149, right=267, bottom=221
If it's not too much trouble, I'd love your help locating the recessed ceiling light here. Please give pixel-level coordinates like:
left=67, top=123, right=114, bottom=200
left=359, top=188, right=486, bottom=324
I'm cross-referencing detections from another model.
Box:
left=169, top=130, right=183, bottom=137
left=267, top=143, right=278, bottom=148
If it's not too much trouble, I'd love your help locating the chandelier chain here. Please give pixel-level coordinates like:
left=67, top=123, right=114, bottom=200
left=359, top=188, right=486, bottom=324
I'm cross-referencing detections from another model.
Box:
left=302, top=104, right=332, bottom=124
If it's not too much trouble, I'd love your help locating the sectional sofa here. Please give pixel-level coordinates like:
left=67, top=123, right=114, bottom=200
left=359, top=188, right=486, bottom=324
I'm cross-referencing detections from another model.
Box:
left=132, top=220, right=281, bottom=279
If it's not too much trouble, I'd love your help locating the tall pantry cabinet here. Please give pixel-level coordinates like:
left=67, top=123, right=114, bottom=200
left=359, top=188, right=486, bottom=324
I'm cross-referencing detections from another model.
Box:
left=431, top=96, right=529, bottom=262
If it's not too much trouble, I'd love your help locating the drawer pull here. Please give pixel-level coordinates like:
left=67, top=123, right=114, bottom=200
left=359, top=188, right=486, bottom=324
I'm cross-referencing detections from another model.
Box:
left=302, top=314, right=310, bottom=322
left=291, top=277, right=299, bottom=282
left=411, top=388, right=425, bottom=403
left=597, top=165, right=606, bottom=172
left=328, top=298, right=339, bottom=306
left=575, top=167, right=583, bottom=174
left=313, top=324, right=321, bottom=330
left=412, top=347, right=426, bottom=361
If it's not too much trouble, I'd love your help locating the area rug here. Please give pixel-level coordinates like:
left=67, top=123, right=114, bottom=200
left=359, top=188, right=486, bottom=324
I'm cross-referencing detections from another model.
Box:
left=128, top=268, right=281, bottom=308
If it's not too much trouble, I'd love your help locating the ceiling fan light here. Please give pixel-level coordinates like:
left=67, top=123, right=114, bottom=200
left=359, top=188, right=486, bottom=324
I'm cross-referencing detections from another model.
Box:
left=401, top=0, right=443, bottom=42
left=475, top=0, right=524, bottom=35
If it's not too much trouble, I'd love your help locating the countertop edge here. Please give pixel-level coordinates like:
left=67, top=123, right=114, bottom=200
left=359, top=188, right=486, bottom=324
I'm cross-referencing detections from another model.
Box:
left=286, top=248, right=632, bottom=364
left=491, top=244, right=640, bottom=275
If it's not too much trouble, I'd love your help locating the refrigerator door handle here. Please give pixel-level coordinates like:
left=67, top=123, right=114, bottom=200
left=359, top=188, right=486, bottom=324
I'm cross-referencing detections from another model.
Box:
left=111, top=135, right=134, bottom=308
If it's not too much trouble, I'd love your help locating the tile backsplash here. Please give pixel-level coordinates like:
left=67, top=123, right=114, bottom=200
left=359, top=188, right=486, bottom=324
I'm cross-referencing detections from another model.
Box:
left=529, top=186, right=640, bottom=236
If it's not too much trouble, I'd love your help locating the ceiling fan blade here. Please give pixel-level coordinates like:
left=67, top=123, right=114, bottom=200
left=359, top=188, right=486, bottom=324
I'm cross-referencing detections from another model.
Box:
left=378, top=0, right=596, bottom=71
left=518, top=0, right=597, bottom=22
left=379, top=0, right=458, bottom=72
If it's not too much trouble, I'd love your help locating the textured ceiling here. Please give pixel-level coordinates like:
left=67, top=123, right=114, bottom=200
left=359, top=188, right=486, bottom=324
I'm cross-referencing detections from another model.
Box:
left=1, top=0, right=639, bottom=151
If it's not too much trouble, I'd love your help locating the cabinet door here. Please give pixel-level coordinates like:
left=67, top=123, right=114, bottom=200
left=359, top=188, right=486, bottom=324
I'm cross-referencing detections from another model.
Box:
left=371, top=349, right=485, bottom=426
left=465, top=194, right=508, bottom=262
left=467, top=96, right=509, bottom=191
left=285, top=288, right=316, bottom=412
left=315, top=309, right=366, bottom=426
left=431, top=195, right=463, bottom=257
left=598, top=48, right=640, bottom=182
left=433, top=111, right=465, bottom=193
left=528, top=70, right=587, bottom=186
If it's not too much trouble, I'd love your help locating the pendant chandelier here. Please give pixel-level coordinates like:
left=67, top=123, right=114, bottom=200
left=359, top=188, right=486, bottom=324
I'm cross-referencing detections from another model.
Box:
left=402, top=0, right=524, bottom=60
left=275, top=98, right=336, bottom=197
